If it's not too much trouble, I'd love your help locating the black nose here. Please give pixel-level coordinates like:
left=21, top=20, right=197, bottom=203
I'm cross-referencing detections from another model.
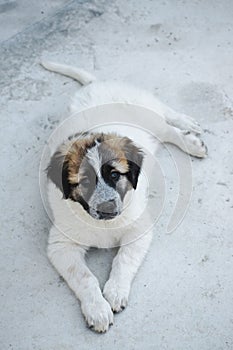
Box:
left=97, top=200, right=117, bottom=220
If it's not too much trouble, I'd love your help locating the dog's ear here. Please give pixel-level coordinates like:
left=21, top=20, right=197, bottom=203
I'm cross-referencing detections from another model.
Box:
left=47, top=150, right=71, bottom=199
left=123, top=139, right=144, bottom=190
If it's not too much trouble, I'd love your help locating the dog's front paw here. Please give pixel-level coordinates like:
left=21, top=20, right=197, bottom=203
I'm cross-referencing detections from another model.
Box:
left=81, top=297, right=114, bottom=333
left=103, top=279, right=130, bottom=313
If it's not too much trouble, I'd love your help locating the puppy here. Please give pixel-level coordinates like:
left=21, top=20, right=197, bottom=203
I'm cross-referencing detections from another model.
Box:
left=41, top=61, right=207, bottom=332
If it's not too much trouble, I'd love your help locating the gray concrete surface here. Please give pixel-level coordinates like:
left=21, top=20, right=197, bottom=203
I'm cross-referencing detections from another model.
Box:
left=0, top=1, right=233, bottom=349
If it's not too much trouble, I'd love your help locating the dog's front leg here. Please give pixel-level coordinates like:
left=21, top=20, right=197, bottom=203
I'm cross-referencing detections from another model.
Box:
left=103, top=231, right=153, bottom=313
left=47, top=228, right=113, bottom=332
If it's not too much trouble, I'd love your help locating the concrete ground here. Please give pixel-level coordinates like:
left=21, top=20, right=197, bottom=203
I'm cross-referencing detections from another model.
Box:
left=1, top=0, right=233, bottom=349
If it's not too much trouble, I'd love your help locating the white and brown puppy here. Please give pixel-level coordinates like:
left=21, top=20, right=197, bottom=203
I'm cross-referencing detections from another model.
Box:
left=41, top=61, right=207, bottom=333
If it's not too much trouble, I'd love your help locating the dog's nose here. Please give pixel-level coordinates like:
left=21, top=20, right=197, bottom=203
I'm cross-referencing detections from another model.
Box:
left=97, top=200, right=117, bottom=219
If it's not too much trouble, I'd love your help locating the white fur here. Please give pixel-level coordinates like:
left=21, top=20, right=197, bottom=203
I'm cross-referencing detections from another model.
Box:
left=41, top=60, right=96, bottom=85
left=86, top=142, right=102, bottom=177
left=42, top=61, right=207, bottom=332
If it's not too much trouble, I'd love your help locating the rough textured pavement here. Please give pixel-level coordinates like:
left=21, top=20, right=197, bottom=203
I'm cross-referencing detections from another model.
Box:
left=0, top=1, right=233, bottom=349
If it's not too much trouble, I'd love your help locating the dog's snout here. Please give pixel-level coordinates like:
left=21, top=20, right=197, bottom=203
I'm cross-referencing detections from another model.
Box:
left=97, top=200, right=116, bottom=213
left=97, top=200, right=117, bottom=219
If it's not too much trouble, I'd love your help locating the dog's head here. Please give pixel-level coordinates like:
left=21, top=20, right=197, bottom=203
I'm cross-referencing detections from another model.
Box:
left=47, top=132, right=144, bottom=220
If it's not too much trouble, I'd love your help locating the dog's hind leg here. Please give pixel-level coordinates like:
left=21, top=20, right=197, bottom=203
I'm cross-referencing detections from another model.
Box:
left=162, top=124, right=208, bottom=158
left=163, top=106, right=203, bottom=135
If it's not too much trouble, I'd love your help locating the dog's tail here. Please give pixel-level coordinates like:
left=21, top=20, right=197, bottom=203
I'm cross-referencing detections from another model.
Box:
left=40, top=60, right=96, bottom=86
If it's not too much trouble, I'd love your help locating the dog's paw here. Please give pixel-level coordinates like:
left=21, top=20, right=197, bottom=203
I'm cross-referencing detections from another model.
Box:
left=81, top=297, right=114, bottom=333
left=181, top=131, right=208, bottom=158
left=103, top=279, right=130, bottom=313
left=169, top=113, right=203, bottom=135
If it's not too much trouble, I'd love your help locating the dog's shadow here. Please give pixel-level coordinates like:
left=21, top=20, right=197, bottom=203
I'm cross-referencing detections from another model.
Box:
left=86, top=247, right=118, bottom=290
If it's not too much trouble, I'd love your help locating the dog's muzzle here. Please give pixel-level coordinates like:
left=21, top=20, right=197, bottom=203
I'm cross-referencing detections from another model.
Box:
left=96, top=199, right=118, bottom=220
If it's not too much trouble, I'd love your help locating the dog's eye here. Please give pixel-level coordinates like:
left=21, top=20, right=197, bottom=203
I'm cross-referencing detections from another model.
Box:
left=110, top=171, right=120, bottom=181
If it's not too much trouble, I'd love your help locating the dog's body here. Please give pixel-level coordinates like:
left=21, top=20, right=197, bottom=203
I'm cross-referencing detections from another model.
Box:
left=41, top=61, right=207, bottom=332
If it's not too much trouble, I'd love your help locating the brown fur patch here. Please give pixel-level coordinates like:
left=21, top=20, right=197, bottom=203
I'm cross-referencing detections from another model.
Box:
left=64, top=133, right=132, bottom=184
